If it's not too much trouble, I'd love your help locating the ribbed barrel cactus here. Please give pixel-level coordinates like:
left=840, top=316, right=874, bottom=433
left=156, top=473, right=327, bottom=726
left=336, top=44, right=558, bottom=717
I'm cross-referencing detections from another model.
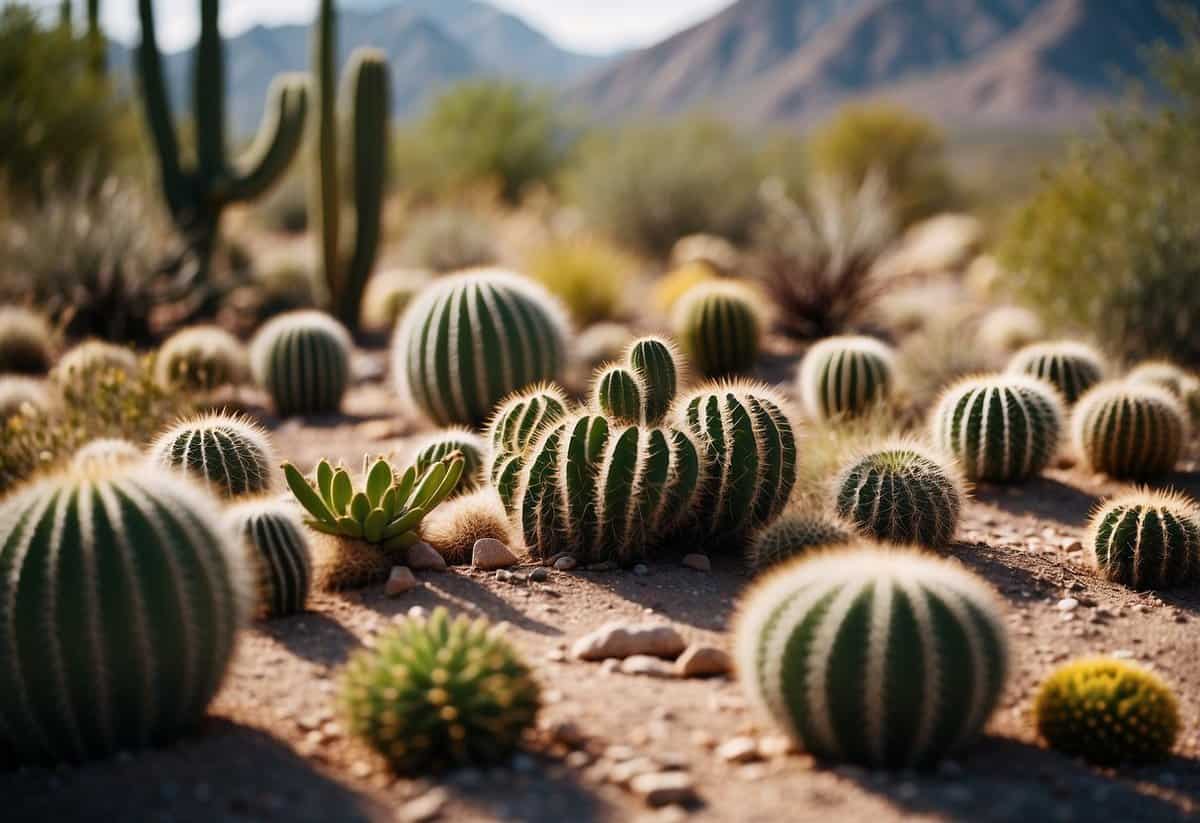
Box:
left=486, top=384, right=571, bottom=509
left=834, top=443, right=964, bottom=547
left=799, top=336, right=895, bottom=421
left=150, top=414, right=276, bottom=498
left=735, top=546, right=1009, bottom=769
left=931, top=375, right=1064, bottom=483
left=627, top=336, right=681, bottom=424
left=1125, top=360, right=1196, bottom=400
left=592, top=365, right=643, bottom=425
left=672, top=382, right=797, bottom=541
left=1071, top=382, right=1187, bottom=479
left=411, top=428, right=486, bottom=492
left=0, top=463, right=249, bottom=764
left=71, top=438, right=142, bottom=470
left=747, top=513, right=850, bottom=572
left=1006, top=341, right=1105, bottom=404
left=672, top=282, right=763, bottom=378
left=52, top=341, right=140, bottom=383
left=225, top=499, right=312, bottom=618
left=155, top=325, right=248, bottom=392
left=1087, top=490, right=1199, bottom=590
left=251, top=310, right=353, bottom=417
left=392, top=269, right=569, bottom=427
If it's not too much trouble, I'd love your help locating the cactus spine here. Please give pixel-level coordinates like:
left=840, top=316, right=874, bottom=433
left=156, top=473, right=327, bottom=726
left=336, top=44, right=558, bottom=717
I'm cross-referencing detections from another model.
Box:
left=1070, top=382, right=1187, bottom=479
left=0, top=463, right=249, bottom=764
left=799, top=336, right=895, bottom=421
left=1006, top=341, right=1105, bottom=404
left=672, top=282, right=763, bottom=377
left=150, top=414, right=276, bottom=498
left=1087, top=490, right=1199, bottom=590
left=251, top=310, right=353, bottom=417
left=312, top=0, right=390, bottom=330
left=226, top=500, right=312, bottom=618
left=931, top=375, right=1064, bottom=483
left=136, top=0, right=308, bottom=279
left=486, top=384, right=570, bottom=509
left=734, top=547, right=1009, bottom=769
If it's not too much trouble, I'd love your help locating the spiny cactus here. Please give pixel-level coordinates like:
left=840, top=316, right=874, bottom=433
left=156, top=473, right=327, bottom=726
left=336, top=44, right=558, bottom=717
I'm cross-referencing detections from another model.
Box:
left=735, top=546, right=1009, bottom=769
left=799, top=336, right=896, bottom=421
left=155, top=325, right=249, bottom=392
left=1006, top=341, right=1105, bottom=404
left=672, top=282, right=763, bottom=378
left=339, top=607, right=540, bottom=773
left=150, top=413, right=276, bottom=498
left=747, top=512, right=850, bottom=572
left=422, top=487, right=514, bottom=565
left=486, top=384, right=570, bottom=509
left=0, top=376, right=54, bottom=419
left=931, top=375, right=1064, bottom=483
left=71, top=438, right=142, bottom=470
left=672, top=382, right=797, bottom=541
left=626, top=336, right=681, bottom=424
left=592, top=365, right=643, bottom=424
left=225, top=499, right=312, bottom=618
left=0, top=462, right=249, bottom=764
left=1034, top=658, right=1180, bottom=766
left=0, top=306, right=55, bottom=375
left=251, top=310, right=353, bottom=417
left=1126, top=360, right=1198, bottom=401
left=393, top=269, right=569, bottom=427
left=1087, top=490, right=1199, bottom=590
left=52, top=341, right=140, bottom=383
left=834, top=442, right=964, bottom=547
left=411, top=428, right=486, bottom=493
left=312, top=0, right=390, bottom=330
left=1071, top=382, right=1187, bottom=479
left=137, top=0, right=308, bottom=278
left=515, top=414, right=700, bottom=565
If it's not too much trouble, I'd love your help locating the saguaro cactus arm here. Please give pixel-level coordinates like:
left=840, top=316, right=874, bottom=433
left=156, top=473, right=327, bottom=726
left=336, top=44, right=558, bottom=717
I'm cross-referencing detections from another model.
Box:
left=343, top=51, right=390, bottom=325
left=194, top=0, right=226, bottom=184
left=227, top=75, right=311, bottom=202
left=313, top=0, right=341, bottom=301
left=136, top=0, right=186, bottom=221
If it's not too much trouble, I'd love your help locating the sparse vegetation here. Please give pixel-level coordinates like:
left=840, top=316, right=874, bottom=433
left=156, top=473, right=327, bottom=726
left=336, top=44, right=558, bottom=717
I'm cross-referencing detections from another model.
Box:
left=528, top=237, right=633, bottom=326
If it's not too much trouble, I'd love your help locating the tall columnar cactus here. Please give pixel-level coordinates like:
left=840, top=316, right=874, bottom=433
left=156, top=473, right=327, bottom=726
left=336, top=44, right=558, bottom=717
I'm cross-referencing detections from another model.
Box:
left=798, top=336, right=895, bottom=421
left=834, top=443, right=965, bottom=547
left=516, top=414, right=700, bottom=565
left=137, top=0, right=309, bottom=279
left=0, top=462, right=249, bottom=764
left=251, top=310, right=353, bottom=417
left=672, top=382, right=797, bottom=541
left=486, top=384, right=570, bottom=509
left=592, top=365, right=643, bottom=424
left=155, top=325, right=249, bottom=392
left=1070, top=382, right=1187, bottom=479
left=627, top=336, right=680, bottom=424
left=734, top=547, right=1009, bottom=769
left=411, top=428, right=486, bottom=492
left=747, top=512, right=850, bottom=572
left=1006, top=341, right=1105, bottom=405
left=1087, top=490, right=1199, bottom=590
left=672, top=282, right=763, bottom=378
left=311, top=0, right=391, bottom=330
left=150, top=413, right=277, bottom=498
left=931, top=375, right=1064, bottom=483
left=225, top=500, right=312, bottom=618
left=393, top=270, right=569, bottom=427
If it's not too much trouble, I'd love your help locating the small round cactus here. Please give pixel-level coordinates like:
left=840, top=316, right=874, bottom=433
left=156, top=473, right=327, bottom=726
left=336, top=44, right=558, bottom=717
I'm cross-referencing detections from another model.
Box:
left=339, top=607, right=540, bottom=773
left=225, top=500, right=312, bottom=618
left=149, top=413, right=277, bottom=498
left=1006, top=341, right=1105, bottom=404
left=1071, top=382, right=1187, bottom=479
left=422, top=487, right=514, bottom=565
left=0, top=376, right=55, bottom=418
left=747, top=512, right=849, bottom=572
left=486, top=384, right=571, bottom=508
left=931, top=375, right=1064, bottom=483
left=799, top=336, right=896, bottom=421
left=1034, top=658, right=1180, bottom=766
left=0, top=462, right=250, bottom=764
left=411, top=428, right=487, bottom=492
left=834, top=443, right=965, bottom=547
left=592, top=364, right=643, bottom=424
left=71, top=438, right=143, bottom=470
left=1126, top=360, right=1197, bottom=400
left=392, top=269, right=569, bottom=427
left=672, top=282, right=763, bottom=377
left=0, top=306, right=55, bottom=375
left=1087, top=490, right=1199, bottom=589
left=155, top=325, right=249, bottom=392
left=52, top=341, right=140, bottom=383
left=251, top=310, right=353, bottom=417
left=735, top=546, right=1009, bottom=769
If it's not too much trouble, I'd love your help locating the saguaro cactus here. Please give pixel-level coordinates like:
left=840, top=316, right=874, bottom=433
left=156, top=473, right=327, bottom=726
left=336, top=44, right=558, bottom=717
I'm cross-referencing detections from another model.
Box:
left=312, top=0, right=391, bottom=330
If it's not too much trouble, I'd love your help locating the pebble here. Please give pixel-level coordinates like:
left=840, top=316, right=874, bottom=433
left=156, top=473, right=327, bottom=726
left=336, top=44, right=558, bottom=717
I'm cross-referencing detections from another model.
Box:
left=542, top=719, right=588, bottom=748
left=758, top=736, right=796, bottom=758
left=633, top=564, right=649, bottom=576
left=609, top=757, right=661, bottom=787
left=572, top=622, right=687, bottom=661
left=1112, top=649, right=1135, bottom=660
left=405, top=541, right=447, bottom=572
left=630, top=772, right=698, bottom=807
left=620, top=655, right=678, bottom=678
left=400, top=787, right=449, bottom=822
left=681, top=554, right=711, bottom=572
left=1056, top=597, right=1079, bottom=612
left=553, top=555, right=578, bottom=571
left=674, top=645, right=732, bottom=678
left=472, top=538, right=518, bottom=570
left=384, top=566, right=419, bottom=597
left=528, top=566, right=550, bottom=583
left=716, top=737, right=761, bottom=764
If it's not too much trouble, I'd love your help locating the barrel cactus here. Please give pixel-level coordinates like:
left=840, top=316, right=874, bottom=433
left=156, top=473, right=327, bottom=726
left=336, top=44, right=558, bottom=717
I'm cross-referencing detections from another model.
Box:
left=672, top=282, right=763, bottom=378
left=155, top=325, right=249, bottom=392
left=0, top=462, right=249, bottom=764
left=747, top=513, right=850, bottom=572
left=392, top=269, right=569, bottom=426
left=672, top=382, right=797, bottom=541
left=71, top=438, right=143, bottom=470
left=339, top=607, right=540, bottom=773
left=486, top=384, right=570, bottom=509
left=799, top=336, right=895, bottom=422
left=1126, top=361, right=1198, bottom=402
left=251, top=310, right=353, bottom=417
left=735, top=546, right=1009, bottom=769
left=834, top=443, right=964, bottom=547
left=930, top=375, right=1064, bottom=483
left=626, top=336, right=681, bottom=424
left=150, top=414, right=276, bottom=498
left=0, top=306, right=54, bottom=375
left=1071, top=382, right=1187, bottom=479
left=1035, top=658, right=1179, bottom=766
left=411, top=428, right=486, bottom=492
left=1006, top=341, right=1105, bottom=404
left=0, top=376, right=54, bottom=419
left=1087, top=490, right=1199, bottom=590
left=52, top=341, right=140, bottom=383
left=225, top=499, right=312, bottom=618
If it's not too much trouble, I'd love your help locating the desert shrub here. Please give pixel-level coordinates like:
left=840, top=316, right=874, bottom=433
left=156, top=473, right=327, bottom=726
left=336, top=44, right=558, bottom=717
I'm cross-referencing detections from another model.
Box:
left=398, top=208, right=498, bottom=273
left=567, top=118, right=762, bottom=257
left=807, top=103, right=957, bottom=227
left=528, top=237, right=632, bottom=326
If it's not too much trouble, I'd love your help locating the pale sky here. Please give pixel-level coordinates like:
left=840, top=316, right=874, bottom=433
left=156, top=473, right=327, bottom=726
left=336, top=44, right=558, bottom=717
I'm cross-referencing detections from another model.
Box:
left=44, top=0, right=734, bottom=54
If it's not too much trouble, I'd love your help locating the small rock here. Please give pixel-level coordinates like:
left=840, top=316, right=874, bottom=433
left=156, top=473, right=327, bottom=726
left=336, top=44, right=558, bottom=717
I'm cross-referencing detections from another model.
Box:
left=1112, top=649, right=1135, bottom=660
left=681, top=554, right=711, bottom=572
left=529, top=566, right=550, bottom=583
left=675, top=645, right=732, bottom=678
left=472, top=538, right=518, bottom=570
left=572, top=622, right=688, bottom=661
left=385, top=566, right=419, bottom=597
left=406, top=541, right=447, bottom=572
left=554, top=555, right=578, bottom=571
left=1063, top=540, right=1083, bottom=553
left=609, top=757, right=661, bottom=787
left=630, top=772, right=698, bottom=808
left=620, top=655, right=678, bottom=678
left=543, top=719, right=588, bottom=748
left=758, top=736, right=796, bottom=758
left=1056, top=598, right=1079, bottom=612
left=716, top=737, right=761, bottom=764
left=633, top=564, right=649, bottom=576
left=400, top=788, right=449, bottom=822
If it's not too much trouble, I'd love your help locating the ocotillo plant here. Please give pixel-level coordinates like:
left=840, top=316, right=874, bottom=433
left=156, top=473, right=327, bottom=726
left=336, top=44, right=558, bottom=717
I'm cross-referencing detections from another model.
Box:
left=311, top=0, right=390, bottom=330
left=137, top=0, right=309, bottom=279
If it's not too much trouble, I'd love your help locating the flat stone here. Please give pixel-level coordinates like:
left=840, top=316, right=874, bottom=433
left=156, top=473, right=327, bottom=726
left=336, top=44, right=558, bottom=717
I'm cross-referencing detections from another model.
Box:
left=620, top=655, right=678, bottom=678
left=609, top=757, right=661, bottom=787
left=528, top=566, right=550, bottom=583
left=630, top=771, right=698, bottom=807
left=553, top=555, right=578, bottom=571
left=681, top=554, right=711, bottom=572
left=1056, top=597, right=1079, bottom=612
left=571, top=622, right=688, bottom=661
left=384, top=566, right=419, bottom=597
left=406, top=541, right=447, bottom=572
left=716, top=737, right=761, bottom=764
left=674, top=645, right=732, bottom=678
left=472, top=538, right=518, bottom=570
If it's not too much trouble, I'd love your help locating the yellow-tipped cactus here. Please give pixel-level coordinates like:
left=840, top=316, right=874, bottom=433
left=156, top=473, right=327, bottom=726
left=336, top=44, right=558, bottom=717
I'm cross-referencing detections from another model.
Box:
left=1126, top=360, right=1199, bottom=403
left=1087, top=489, right=1199, bottom=589
left=1006, top=341, right=1105, bottom=404
left=798, top=335, right=896, bottom=421
left=1071, top=382, right=1187, bottom=479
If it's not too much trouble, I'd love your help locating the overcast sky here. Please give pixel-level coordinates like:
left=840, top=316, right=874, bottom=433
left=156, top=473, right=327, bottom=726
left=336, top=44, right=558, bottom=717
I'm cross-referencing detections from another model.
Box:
left=46, top=0, right=733, bottom=54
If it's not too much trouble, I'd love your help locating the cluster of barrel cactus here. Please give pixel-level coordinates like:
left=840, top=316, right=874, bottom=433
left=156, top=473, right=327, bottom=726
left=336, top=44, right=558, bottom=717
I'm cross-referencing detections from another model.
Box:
left=251, top=310, right=353, bottom=417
